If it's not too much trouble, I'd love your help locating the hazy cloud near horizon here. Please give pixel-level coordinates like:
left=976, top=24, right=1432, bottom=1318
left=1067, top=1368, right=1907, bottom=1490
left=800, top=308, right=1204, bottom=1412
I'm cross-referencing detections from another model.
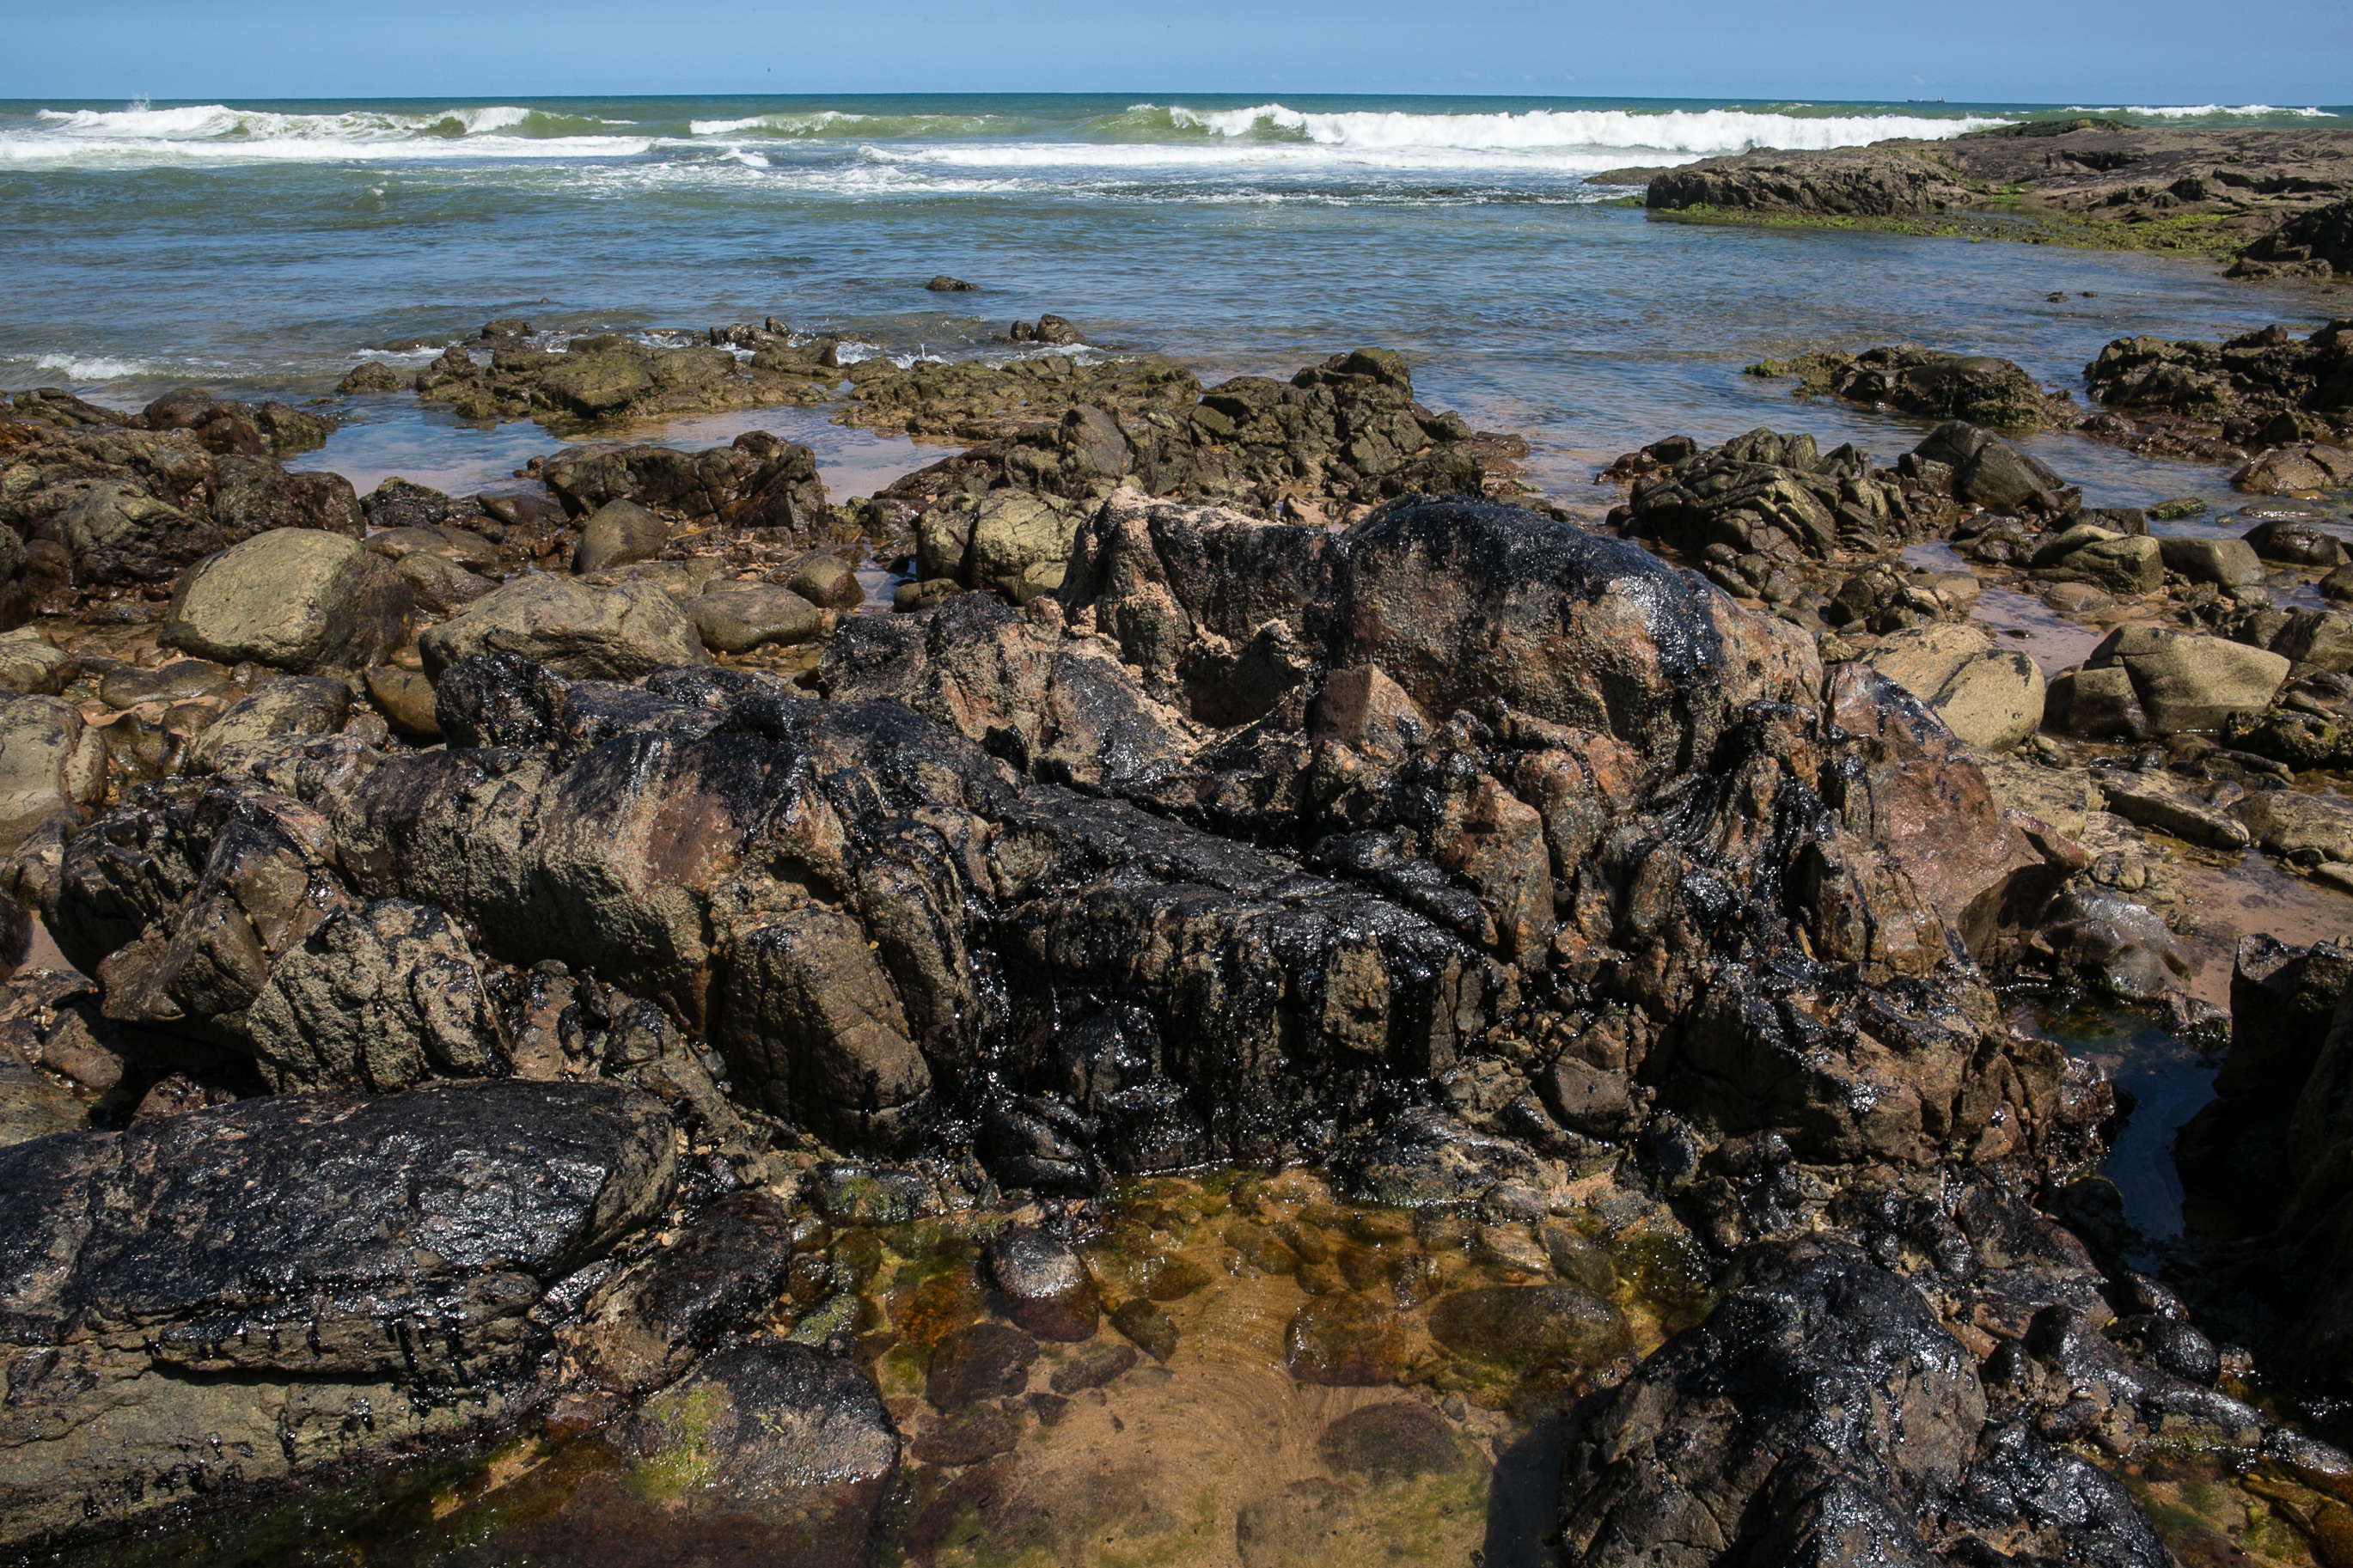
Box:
left=3, top=0, right=2348, bottom=103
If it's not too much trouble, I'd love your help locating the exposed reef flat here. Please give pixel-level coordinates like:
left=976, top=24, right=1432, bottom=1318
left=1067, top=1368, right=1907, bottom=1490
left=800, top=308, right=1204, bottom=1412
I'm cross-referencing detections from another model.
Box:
left=1610, top=122, right=2353, bottom=274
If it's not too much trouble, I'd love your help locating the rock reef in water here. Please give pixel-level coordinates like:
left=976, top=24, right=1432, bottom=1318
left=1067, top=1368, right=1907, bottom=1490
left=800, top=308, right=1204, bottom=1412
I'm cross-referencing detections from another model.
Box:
left=1638, top=121, right=2353, bottom=271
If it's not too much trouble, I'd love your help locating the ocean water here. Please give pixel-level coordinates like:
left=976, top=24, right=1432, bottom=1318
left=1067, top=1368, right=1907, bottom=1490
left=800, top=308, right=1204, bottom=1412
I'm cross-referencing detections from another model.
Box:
left=3, top=93, right=2350, bottom=506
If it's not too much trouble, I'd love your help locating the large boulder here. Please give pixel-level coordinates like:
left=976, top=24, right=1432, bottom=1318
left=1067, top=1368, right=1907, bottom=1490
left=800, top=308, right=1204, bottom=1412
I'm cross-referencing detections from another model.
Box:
left=1913, top=421, right=2075, bottom=513
left=1559, top=1242, right=2167, bottom=1567
left=52, top=492, right=2069, bottom=1220
left=1788, top=345, right=2060, bottom=430
left=0, top=1081, right=676, bottom=1547
left=1861, top=625, right=2045, bottom=753
left=419, top=576, right=709, bottom=680
left=687, top=581, right=823, bottom=653
left=161, top=530, right=414, bottom=672
left=571, top=497, right=670, bottom=575
left=184, top=676, right=352, bottom=774
left=2035, top=532, right=2163, bottom=596
left=2085, top=625, right=2289, bottom=734
left=2157, top=534, right=2265, bottom=587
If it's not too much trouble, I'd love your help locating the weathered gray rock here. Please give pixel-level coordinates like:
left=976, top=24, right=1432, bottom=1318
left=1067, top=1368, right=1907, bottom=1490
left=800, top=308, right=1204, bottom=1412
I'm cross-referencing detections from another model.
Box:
left=0, top=695, right=107, bottom=854
left=2236, top=789, right=2353, bottom=863
left=2244, top=517, right=2348, bottom=566
left=2087, top=625, right=2289, bottom=734
left=337, top=361, right=400, bottom=394
left=2038, top=887, right=2191, bottom=998
left=718, top=905, right=934, bottom=1147
left=688, top=581, right=823, bottom=653
left=2235, top=442, right=2353, bottom=495
left=2043, top=664, right=2148, bottom=739
left=969, top=490, right=1081, bottom=599
left=418, top=576, right=708, bottom=680
left=2038, top=533, right=2162, bottom=596
left=1863, top=624, right=2045, bottom=753
left=245, top=899, right=511, bottom=1091
left=0, top=628, right=72, bottom=696
left=571, top=498, right=671, bottom=575
left=1915, top=421, right=2075, bottom=513
left=364, top=523, right=501, bottom=574
left=393, top=550, right=500, bottom=612
left=161, top=530, right=414, bottom=672
left=185, top=677, right=353, bottom=775
left=2097, top=769, right=2252, bottom=851
left=2157, top=534, right=2265, bottom=587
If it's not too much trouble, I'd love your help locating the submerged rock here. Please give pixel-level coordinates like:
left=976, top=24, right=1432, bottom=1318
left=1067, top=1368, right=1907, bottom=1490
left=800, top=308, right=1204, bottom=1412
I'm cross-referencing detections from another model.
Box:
left=1756, top=344, right=2068, bottom=430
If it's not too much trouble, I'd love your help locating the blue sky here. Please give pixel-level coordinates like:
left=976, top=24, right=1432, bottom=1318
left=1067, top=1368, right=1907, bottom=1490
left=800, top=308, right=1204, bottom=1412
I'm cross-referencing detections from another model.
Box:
left=5, top=0, right=2348, bottom=104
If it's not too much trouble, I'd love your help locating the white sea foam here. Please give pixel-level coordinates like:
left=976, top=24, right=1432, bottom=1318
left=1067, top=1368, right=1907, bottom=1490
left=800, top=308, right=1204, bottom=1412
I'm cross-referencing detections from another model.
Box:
left=889, top=139, right=1688, bottom=177
left=2067, top=103, right=2338, bottom=119
left=688, top=110, right=1007, bottom=138
left=26, top=353, right=156, bottom=381
left=3, top=102, right=651, bottom=164
left=1153, top=102, right=2010, bottom=154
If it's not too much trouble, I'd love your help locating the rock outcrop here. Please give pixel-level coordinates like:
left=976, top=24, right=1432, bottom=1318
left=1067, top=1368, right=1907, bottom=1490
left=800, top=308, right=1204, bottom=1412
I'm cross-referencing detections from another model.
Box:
left=1561, top=1242, right=2169, bottom=1566
left=1748, top=345, right=2075, bottom=431
left=0, top=1080, right=677, bottom=1547
left=1644, top=122, right=2353, bottom=265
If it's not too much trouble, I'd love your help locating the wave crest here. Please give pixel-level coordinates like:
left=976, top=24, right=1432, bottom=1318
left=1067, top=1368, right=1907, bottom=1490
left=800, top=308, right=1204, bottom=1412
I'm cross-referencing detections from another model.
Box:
left=1118, top=101, right=2012, bottom=154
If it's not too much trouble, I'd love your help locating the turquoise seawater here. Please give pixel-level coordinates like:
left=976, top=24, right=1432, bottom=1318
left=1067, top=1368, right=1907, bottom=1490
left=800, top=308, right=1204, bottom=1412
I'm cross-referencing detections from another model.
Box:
left=3, top=93, right=2350, bottom=502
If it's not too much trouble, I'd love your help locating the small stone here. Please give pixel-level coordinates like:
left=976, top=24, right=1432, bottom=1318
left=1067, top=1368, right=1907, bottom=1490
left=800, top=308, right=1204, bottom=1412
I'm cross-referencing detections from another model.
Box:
left=1144, top=1257, right=1213, bottom=1303
left=924, top=276, right=981, bottom=292
left=912, top=1405, right=1018, bottom=1467
left=688, top=582, right=823, bottom=654
left=1048, top=1342, right=1137, bottom=1394
left=926, top=1321, right=1038, bottom=1410
left=364, top=666, right=440, bottom=737
left=1426, top=1284, right=1626, bottom=1371
left=1285, top=1294, right=1407, bottom=1386
left=1108, top=1298, right=1178, bottom=1362
left=1318, top=1402, right=1467, bottom=1485
left=893, top=579, right=963, bottom=613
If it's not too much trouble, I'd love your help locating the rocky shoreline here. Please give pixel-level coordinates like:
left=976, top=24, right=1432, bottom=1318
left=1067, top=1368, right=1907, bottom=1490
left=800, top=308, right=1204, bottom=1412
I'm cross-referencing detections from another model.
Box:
left=1595, top=122, right=2353, bottom=277
left=1, top=319, right=2351, bottom=1565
